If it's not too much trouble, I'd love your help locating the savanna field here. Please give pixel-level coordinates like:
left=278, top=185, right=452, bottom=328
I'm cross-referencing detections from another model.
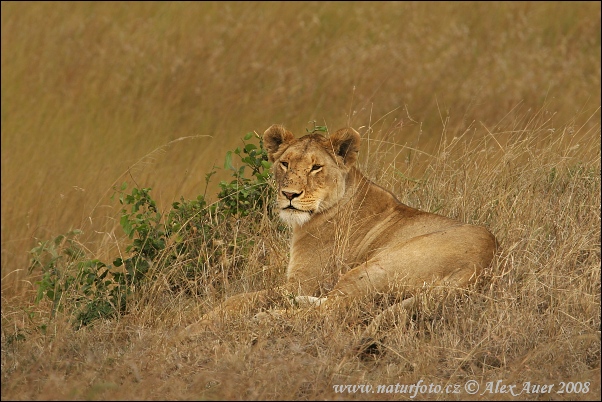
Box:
left=1, top=2, right=600, bottom=400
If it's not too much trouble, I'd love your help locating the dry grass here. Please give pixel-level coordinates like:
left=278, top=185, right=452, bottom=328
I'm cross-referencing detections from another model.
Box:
left=1, top=2, right=600, bottom=400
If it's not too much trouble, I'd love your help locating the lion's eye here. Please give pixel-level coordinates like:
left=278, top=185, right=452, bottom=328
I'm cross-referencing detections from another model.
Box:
left=311, top=165, right=322, bottom=172
left=281, top=161, right=288, bottom=169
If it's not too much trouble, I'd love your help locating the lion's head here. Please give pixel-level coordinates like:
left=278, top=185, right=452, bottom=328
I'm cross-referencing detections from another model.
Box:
left=263, top=125, right=361, bottom=226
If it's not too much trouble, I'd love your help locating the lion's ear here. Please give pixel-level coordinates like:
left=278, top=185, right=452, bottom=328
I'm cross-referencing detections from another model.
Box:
left=329, top=127, right=361, bottom=167
left=263, top=124, right=295, bottom=162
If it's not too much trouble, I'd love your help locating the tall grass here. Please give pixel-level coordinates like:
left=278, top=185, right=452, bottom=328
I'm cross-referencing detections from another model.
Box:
left=1, top=1, right=600, bottom=400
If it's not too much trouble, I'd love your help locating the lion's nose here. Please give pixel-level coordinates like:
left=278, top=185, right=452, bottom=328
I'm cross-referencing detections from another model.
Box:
left=282, top=190, right=302, bottom=200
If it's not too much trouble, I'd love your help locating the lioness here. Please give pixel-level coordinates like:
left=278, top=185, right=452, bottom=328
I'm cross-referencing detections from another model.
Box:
left=184, top=125, right=496, bottom=338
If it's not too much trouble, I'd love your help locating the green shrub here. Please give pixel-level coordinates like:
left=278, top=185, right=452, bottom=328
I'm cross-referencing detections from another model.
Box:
left=28, top=132, right=273, bottom=328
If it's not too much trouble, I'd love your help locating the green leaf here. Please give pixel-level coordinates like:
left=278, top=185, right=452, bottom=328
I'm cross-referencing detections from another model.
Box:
left=244, top=132, right=253, bottom=140
left=35, top=284, right=45, bottom=303
left=120, top=215, right=134, bottom=238
left=224, top=150, right=234, bottom=170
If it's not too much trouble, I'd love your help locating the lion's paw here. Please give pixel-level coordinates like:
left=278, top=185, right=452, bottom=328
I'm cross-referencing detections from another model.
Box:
left=178, top=319, right=215, bottom=341
left=294, top=295, right=327, bottom=308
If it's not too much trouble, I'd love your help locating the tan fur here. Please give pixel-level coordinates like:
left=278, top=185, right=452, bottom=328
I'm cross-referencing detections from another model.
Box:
left=182, top=125, right=496, bottom=336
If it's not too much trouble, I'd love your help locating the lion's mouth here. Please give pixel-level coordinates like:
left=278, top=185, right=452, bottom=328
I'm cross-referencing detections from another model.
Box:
left=283, top=205, right=312, bottom=214
left=279, top=202, right=315, bottom=226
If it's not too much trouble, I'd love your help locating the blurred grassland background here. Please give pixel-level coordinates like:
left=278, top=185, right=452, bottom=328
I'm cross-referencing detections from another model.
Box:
left=1, top=2, right=600, bottom=293
left=1, top=2, right=601, bottom=399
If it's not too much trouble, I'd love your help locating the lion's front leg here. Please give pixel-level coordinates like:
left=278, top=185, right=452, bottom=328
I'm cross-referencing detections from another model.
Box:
left=179, top=290, right=270, bottom=338
left=181, top=287, right=296, bottom=338
left=252, top=295, right=328, bottom=324
left=208, top=289, right=277, bottom=319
